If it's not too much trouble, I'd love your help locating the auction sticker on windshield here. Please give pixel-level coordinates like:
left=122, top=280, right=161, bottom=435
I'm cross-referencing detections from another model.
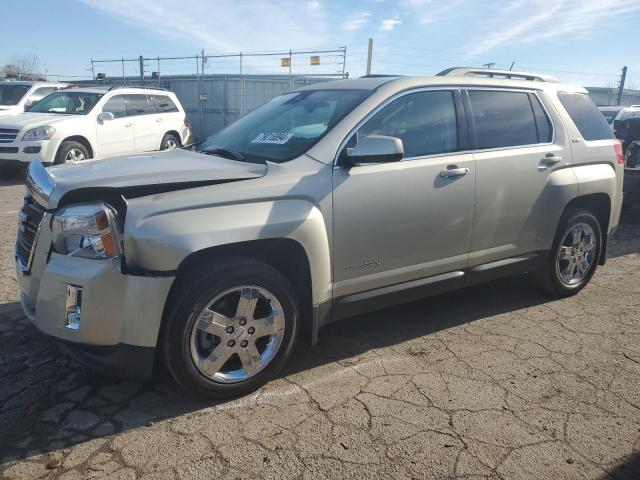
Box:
left=252, top=133, right=293, bottom=144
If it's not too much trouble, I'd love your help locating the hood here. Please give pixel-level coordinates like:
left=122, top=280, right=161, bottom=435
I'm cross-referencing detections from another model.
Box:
left=0, top=112, right=77, bottom=130
left=27, top=149, right=268, bottom=209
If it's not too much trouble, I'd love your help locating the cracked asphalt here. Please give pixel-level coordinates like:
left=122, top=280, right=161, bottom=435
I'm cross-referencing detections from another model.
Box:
left=0, top=176, right=639, bottom=480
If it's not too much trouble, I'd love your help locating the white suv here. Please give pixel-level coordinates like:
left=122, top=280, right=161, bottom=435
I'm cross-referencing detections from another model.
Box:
left=0, top=86, right=191, bottom=173
left=0, top=81, right=68, bottom=117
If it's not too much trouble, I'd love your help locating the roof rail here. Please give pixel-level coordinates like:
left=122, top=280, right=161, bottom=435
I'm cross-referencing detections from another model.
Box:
left=360, top=74, right=404, bottom=78
left=107, top=85, right=170, bottom=92
left=437, top=67, right=560, bottom=83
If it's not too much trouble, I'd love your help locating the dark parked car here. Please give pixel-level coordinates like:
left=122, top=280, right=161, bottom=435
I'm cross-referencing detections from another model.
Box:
left=598, top=105, right=623, bottom=125
left=620, top=117, right=640, bottom=205
left=613, top=106, right=640, bottom=138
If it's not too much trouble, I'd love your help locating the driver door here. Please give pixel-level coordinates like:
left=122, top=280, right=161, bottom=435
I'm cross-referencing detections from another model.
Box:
left=331, top=89, right=476, bottom=312
left=96, top=94, right=135, bottom=158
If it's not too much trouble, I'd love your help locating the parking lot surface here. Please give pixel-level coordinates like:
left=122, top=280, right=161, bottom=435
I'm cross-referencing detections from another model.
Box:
left=0, top=177, right=639, bottom=480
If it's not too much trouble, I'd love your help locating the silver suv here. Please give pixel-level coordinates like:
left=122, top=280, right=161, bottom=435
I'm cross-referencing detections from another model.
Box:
left=16, top=68, right=624, bottom=398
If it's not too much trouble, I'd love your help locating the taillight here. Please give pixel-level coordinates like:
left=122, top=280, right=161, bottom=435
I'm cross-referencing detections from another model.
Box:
left=614, top=140, right=624, bottom=165
left=184, top=116, right=191, bottom=129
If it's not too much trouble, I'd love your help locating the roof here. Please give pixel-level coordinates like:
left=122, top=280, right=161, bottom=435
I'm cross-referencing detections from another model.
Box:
left=59, top=86, right=175, bottom=94
left=0, top=81, right=67, bottom=87
left=297, top=74, right=586, bottom=95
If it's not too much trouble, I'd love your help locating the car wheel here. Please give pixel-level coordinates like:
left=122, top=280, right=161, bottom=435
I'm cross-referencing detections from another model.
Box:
left=162, top=258, right=299, bottom=398
left=531, top=208, right=601, bottom=296
left=56, top=141, right=91, bottom=164
left=160, top=133, right=180, bottom=151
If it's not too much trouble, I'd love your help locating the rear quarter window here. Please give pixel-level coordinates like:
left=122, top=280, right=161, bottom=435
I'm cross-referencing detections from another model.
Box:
left=558, top=92, right=613, bottom=141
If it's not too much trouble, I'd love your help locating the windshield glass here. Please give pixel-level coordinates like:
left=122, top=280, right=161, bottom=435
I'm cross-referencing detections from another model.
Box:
left=0, top=84, right=30, bottom=106
left=198, top=89, right=371, bottom=163
left=26, top=91, right=103, bottom=115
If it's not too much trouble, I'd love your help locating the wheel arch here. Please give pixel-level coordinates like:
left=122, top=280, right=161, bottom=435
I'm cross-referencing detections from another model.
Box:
left=561, top=192, right=611, bottom=265
left=160, top=130, right=181, bottom=149
left=166, top=238, right=315, bottom=343
left=57, top=135, right=95, bottom=159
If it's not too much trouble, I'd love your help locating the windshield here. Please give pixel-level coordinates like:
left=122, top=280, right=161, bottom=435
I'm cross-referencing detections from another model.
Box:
left=197, top=89, right=371, bottom=163
left=26, top=91, right=103, bottom=115
left=0, top=84, right=30, bottom=106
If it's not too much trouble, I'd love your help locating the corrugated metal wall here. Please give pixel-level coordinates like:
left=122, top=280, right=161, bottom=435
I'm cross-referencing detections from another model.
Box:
left=76, top=74, right=337, bottom=140
left=586, top=87, right=640, bottom=107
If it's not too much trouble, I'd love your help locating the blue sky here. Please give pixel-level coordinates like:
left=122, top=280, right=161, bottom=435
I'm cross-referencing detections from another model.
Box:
left=1, top=0, right=640, bottom=88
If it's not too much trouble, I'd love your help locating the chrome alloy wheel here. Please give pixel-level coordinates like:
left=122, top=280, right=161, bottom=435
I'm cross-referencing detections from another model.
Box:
left=163, top=138, right=178, bottom=150
left=556, top=222, right=596, bottom=286
left=189, top=286, right=286, bottom=383
left=64, top=148, right=86, bottom=162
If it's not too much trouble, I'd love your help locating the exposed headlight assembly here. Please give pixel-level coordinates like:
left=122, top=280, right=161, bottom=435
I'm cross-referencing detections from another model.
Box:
left=23, top=126, right=56, bottom=141
left=52, top=203, right=123, bottom=259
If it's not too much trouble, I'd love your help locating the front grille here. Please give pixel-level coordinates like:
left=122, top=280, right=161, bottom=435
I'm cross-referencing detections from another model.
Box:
left=16, top=197, right=45, bottom=270
left=0, top=128, right=19, bottom=144
left=0, top=147, right=18, bottom=154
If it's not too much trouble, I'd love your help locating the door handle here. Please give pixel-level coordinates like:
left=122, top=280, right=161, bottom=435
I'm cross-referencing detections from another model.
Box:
left=155, top=118, right=162, bottom=123
left=124, top=123, right=133, bottom=128
left=440, top=167, right=470, bottom=178
left=538, top=154, right=562, bottom=169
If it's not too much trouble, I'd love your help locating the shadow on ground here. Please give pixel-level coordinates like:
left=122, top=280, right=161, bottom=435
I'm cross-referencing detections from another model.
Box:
left=0, top=203, right=638, bottom=465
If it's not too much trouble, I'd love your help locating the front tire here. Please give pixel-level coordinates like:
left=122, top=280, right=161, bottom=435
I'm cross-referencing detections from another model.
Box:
left=162, top=258, right=299, bottom=399
left=531, top=208, right=602, bottom=296
left=55, top=141, right=90, bottom=164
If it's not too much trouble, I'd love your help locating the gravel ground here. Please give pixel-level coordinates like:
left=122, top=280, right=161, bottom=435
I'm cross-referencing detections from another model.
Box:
left=0, top=176, right=639, bottom=480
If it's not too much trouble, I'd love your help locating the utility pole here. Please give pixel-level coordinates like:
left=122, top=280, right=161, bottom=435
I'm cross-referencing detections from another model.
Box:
left=617, top=66, right=628, bottom=106
left=366, top=38, right=373, bottom=76
left=139, top=55, right=144, bottom=84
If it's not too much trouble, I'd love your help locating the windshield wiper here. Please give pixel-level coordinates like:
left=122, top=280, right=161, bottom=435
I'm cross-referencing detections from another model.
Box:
left=200, top=146, right=246, bottom=162
left=181, top=138, right=206, bottom=150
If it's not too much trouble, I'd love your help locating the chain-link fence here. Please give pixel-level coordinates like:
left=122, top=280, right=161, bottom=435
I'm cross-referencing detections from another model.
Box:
left=80, top=48, right=347, bottom=139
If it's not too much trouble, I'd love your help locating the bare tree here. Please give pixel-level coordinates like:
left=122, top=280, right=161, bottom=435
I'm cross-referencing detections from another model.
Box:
left=2, top=54, right=42, bottom=80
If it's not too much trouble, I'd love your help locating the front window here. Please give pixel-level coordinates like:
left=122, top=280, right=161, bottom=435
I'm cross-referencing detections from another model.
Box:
left=26, top=91, right=103, bottom=115
left=197, top=89, right=371, bottom=163
left=356, top=90, right=459, bottom=157
left=0, top=84, right=30, bottom=106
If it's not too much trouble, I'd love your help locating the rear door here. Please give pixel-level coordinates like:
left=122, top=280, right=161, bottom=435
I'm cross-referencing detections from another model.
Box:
left=127, top=94, right=162, bottom=152
left=96, top=94, right=134, bottom=157
left=466, top=88, right=572, bottom=266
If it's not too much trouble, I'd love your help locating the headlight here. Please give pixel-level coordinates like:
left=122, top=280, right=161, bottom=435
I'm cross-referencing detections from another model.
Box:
left=23, top=126, right=56, bottom=141
left=52, top=203, right=123, bottom=259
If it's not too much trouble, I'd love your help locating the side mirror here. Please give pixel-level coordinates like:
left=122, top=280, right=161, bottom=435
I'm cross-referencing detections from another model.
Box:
left=342, top=135, right=404, bottom=166
left=97, top=112, right=115, bottom=122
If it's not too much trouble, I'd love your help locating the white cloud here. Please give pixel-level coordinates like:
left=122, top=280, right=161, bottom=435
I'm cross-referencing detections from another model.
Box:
left=379, top=17, right=402, bottom=31
left=343, top=12, right=372, bottom=31
left=306, top=0, right=322, bottom=12
left=79, top=0, right=330, bottom=54
left=464, top=0, right=640, bottom=55
left=405, top=0, right=464, bottom=24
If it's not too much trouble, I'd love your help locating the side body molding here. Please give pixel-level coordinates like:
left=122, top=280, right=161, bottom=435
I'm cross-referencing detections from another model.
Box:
left=123, top=199, right=333, bottom=305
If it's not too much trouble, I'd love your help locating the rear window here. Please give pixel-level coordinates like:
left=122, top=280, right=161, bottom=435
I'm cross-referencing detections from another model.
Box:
left=126, top=94, right=155, bottom=116
left=151, top=95, right=179, bottom=113
left=468, top=90, right=550, bottom=149
left=558, top=92, right=613, bottom=141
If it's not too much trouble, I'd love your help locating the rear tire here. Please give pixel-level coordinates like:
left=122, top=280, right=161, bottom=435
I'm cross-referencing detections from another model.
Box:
left=55, top=141, right=90, bottom=164
left=160, top=133, right=180, bottom=151
left=162, top=257, right=299, bottom=399
left=530, top=208, right=601, bottom=296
